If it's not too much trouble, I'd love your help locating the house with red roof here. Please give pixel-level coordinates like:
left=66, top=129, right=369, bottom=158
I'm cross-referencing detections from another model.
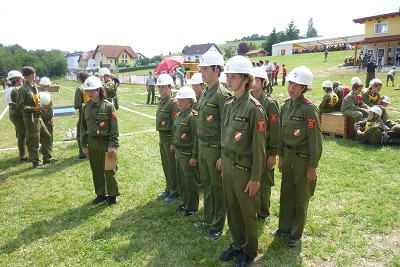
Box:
left=92, top=45, right=138, bottom=71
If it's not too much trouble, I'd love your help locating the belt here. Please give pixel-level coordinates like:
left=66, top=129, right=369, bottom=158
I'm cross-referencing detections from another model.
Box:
left=175, top=145, right=192, bottom=150
left=223, top=149, right=251, bottom=160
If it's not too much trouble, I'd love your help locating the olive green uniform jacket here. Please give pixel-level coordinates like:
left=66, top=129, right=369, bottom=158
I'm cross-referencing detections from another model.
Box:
left=103, top=80, right=118, bottom=110
left=9, top=86, right=28, bottom=159
left=341, top=91, right=368, bottom=122
left=74, top=84, right=89, bottom=157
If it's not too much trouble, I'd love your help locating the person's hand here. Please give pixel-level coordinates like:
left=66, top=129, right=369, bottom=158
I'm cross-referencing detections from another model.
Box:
left=357, top=130, right=365, bottom=136
left=82, top=148, right=89, bottom=156
left=306, top=167, right=318, bottom=182
left=107, top=147, right=116, bottom=158
left=278, top=156, right=284, bottom=173
left=267, top=155, right=276, bottom=170
left=189, top=158, right=197, bottom=167
left=245, top=180, right=260, bottom=197
left=215, top=158, right=222, bottom=171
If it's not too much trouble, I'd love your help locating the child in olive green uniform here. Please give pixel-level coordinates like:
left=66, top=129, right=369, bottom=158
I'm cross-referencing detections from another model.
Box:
left=39, top=77, right=54, bottom=150
left=100, top=67, right=118, bottom=110
left=341, top=82, right=369, bottom=123
left=251, top=67, right=280, bottom=222
left=319, top=80, right=339, bottom=114
left=155, top=74, right=180, bottom=202
left=219, top=56, right=266, bottom=267
left=172, top=87, right=200, bottom=216
left=80, top=76, right=119, bottom=205
left=355, top=106, right=386, bottom=144
left=74, top=72, right=90, bottom=160
left=362, top=78, right=387, bottom=123
left=272, top=66, right=322, bottom=248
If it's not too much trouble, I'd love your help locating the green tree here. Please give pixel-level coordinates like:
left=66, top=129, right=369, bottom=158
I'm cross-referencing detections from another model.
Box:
left=249, top=42, right=258, bottom=50
left=223, top=46, right=236, bottom=59
left=285, top=20, right=300, bottom=41
left=237, top=42, right=250, bottom=56
left=306, top=18, right=318, bottom=38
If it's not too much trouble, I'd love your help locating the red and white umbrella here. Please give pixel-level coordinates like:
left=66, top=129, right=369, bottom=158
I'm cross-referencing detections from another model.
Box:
left=154, top=58, right=182, bottom=75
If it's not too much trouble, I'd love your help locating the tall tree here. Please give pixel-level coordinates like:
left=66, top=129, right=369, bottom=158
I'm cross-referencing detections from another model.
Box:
left=285, top=20, right=300, bottom=41
left=237, top=42, right=250, bottom=56
left=224, top=46, right=236, bottom=59
left=306, top=18, right=318, bottom=38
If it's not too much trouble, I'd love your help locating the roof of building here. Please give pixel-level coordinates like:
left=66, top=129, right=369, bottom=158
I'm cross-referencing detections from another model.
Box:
left=93, top=45, right=137, bottom=59
left=246, top=49, right=267, bottom=55
left=353, top=11, right=400, bottom=24
left=272, top=35, right=364, bottom=48
left=183, top=43, right=222, bottom=55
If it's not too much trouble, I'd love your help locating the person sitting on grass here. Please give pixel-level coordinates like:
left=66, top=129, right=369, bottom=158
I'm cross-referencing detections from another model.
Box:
left=318, top=80, right=339, bottom=114
left=355, top=106, right=386, bottom=145
left=363, top=78, right=387, bottom=123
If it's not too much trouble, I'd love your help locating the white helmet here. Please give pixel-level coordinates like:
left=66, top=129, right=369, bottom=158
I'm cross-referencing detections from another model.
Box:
left=39, top=77, right=51, bottom=86
left=382, top=96, right=390, bottom=104
left=175, top=86, right=197, bottom=102
left=39, top=91, right=51, bottom=106
left=156, top=73, right=174, bottom=86
left=83, top=76, right=103, bottom=90
left=322, top=80, right=333, bottom=88
left=198, top=51, right=224, bottom=67
left=369, top=106, right=382, bottom=117
left=351, top=76, right=362, bottom=85
left=99, top=67, right=111, bottom=76
left=224, top=56, right=253, bottom=75
left=287, top=66, right=313, bottom=90
left=187, top=73, right=203, bottom=85
left=7, top=70, right=23, bottom=80
left=218, top=72, right=227, bottom=83
left=369, top=78, right=382, bottom=87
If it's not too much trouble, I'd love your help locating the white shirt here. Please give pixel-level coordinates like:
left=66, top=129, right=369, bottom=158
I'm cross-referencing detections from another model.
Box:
left=5, top=86, right=14, bottom=104
left=146, top=75, right=156, bottom=85
left=265, top=63, right=274, bottom=73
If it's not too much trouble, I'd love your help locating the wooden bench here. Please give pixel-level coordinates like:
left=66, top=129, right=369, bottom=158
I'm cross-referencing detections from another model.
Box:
left=320, top=112, right=354, bottom=139
left=40, top=85, right=60, bottom=93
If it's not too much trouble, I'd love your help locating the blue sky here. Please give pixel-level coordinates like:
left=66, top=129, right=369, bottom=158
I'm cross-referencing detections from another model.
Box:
left=2, top=0, right=398, bottom=57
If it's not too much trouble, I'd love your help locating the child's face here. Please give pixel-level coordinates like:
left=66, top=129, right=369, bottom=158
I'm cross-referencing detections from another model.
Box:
left=158, top=85, right=171, bottom=97
left=177, top=98, right=192, bottom=111
left=368, top=111, right=376, bottom=120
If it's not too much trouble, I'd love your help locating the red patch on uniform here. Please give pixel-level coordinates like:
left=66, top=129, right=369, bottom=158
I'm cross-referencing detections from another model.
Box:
left=251, top=98, right=261, bottom=106
left=181, top=133, right=187, bottom=139
left=270, top=113, right=278, bottom=123
left=161, top=121, right=166, bottom=126
left=112, top=111, right=117, bottom=119
left=307, top=118, right=316, bottom=129
left=172, top=112, right=178, bottom=118
left=294, top=129, right=301, bottom=136
left=99, top=121, right=105, bottom=128
left=207, top=115, right=213, bottom=122
left=235, top=132, right=241, bottom=140
left=257, top=120, right=265, bottom=132
left=303, top=99, right=311, bottom=104
left=192, top=110, right=198, bottom=116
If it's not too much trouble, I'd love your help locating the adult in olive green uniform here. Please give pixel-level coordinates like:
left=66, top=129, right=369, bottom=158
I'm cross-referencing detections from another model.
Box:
left=5, top=70, right=28, bottom=161
left=341, top=82, right=369, bottom=123
left=100, top=67, right=118, bottom=110
left=318, top=80, right=339, bottom=114
left=271, top=66, right=323, bottom=248
left=39, top=77, right=54, bottom=150
left=80, top=76, right=119, bottom=205
left=172, top=87, right=200, bottom=216
left=355, top=106, right=385, bottom=144
left=219, top=56, right=266, bottom=266
left=155, top=74, right=181, bottom=202
left=187, top=72, right=205, bottom=112
left=251, top=67, right=280, bottom=221
left=17, top=66, right=55, bottom=169
left=196, top=51, right=231, bottom=240
left=362, top=78, right=387, bottom=123
left=74, top=72, right=90, bottom=160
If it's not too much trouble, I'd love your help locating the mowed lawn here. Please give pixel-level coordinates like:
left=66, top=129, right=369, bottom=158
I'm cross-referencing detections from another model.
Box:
left=0, top=51, right=399, bottom=266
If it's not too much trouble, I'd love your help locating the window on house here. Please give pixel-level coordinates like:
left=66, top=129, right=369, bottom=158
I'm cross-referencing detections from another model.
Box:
left=101, top=53, right=103, bottom=57
left=122, top=53, right=128, bottom=59
left=375, top=22, right=388, bottom=34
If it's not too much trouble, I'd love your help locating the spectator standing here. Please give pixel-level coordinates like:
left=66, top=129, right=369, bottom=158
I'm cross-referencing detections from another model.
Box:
left=5, top=70, right=28, bottom=162
left=272, top=61, right=280, bottom=86
left=386, top=66, right=397, bottom=87
left=281, top=64, right=287, bottom=86
left=377, top=54, right=383, bottom=71
left=396, top=49, right=400, bottom=66
left=365, top=56, right=377, bottom=89
left=146, top=71, right=157, bottom=104
left=80, top=76, right=120, bottom=205
left=324, top=49, right=328, bottom=62
left=271, top=66, right=322, bottom=248
left=358, top=51, right=364, bottom=70
left=264, top=59, right=274, bottom=94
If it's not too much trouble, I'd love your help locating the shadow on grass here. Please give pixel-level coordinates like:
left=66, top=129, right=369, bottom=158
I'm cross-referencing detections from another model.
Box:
left=0, top=156, right=34, bottom=183
left=1, top=202, right=107, bottom=254
left=258, top=236, right=303, bottom=266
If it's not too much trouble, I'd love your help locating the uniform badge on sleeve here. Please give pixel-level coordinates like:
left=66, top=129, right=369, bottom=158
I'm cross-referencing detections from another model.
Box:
left=294, top=129, right=301, bottom=136
left=235, top=132, right=241, bottom=140
left=307, top=118, right=316, bottom=129
left=257, top=120, right=265, bottom=132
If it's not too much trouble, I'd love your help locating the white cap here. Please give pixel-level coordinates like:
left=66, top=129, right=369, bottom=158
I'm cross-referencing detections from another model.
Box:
left=39, top=77, right=51, bottom=86
left=7, top=70, right=23, bottom=80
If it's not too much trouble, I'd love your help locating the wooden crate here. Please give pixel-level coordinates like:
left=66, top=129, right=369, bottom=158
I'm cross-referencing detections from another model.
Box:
left=320, top=112, right=354, bottom=139
left=40, top=85, right=60, bottom=93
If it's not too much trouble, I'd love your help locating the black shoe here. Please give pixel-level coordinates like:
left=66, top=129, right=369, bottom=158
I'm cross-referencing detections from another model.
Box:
left=270, top=229, right=290, bottom=236
left=75, top=156, right=88, bottom=161
left=205, top=230, right=221, bottom=240
left=33, top=163, right=45, bottom=169
left=92, top=194, right=108, bottom=204
left=233, top=250, right=254, bottom=267
left=219, top=244, right=240, bottom=262
left=288, top=235, right=301, bottom=247
left=175, top=204, right=186, bottom=211
left=108, top=196, right=117, bottom=205
left=181, top=210, right=198, bottom=216
left=44, top=158, right=59, bottom=164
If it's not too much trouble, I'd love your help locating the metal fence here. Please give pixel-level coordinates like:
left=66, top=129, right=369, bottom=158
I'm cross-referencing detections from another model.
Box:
left=65, top=74, right=148, bottom=85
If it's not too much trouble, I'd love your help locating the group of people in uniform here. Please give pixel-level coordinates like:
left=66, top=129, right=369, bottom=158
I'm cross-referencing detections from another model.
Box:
left=154, top=50, right=322, bottom=266
left=5, top=67, right=57, bottom=169
left=318, top=75, right=400, bottom=144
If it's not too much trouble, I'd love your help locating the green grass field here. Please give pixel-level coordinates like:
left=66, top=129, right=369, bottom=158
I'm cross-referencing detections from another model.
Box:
left=0, top=50, right=399, bottom=266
